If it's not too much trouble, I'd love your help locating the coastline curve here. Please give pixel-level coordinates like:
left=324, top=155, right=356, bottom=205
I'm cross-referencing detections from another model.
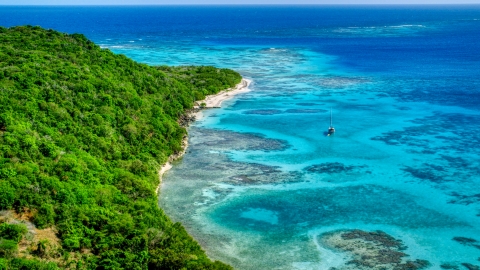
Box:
left=155, top=78, right=252, bottom=195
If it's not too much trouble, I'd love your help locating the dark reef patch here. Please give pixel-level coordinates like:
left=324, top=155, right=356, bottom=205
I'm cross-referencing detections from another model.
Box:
left=285, top=109, right=326, bottom=114
left=371, top=113, right=480, bottom=152
left=440, top=263, right=460, bottom=269
left=452, top=237, right=480, bottom=250
left=296, top=102, right=322, bottom=106
left=305, top=162, right=368, bottom=175
left=462, top=263, right=480, bottom=270
left=394, top=106, right=412, bottom=111
left=191, top=127, right=289, bottom=152
left=439, top=155, right=472, bottom=169
left=372, top=112, right=480, bottom=186
left=402, top=164, right=447, bottom=183
left=243, top=109, right=283, bottom=115
left=380, top=77, right=480, bottom=110
left=341, top=230, right=404, bottom=249
left=321, top=229, right=429, bottom=270
left=177, top=127, right=301, bottom=187
left=449, top=193, right=480, bottom=206
left=225, top=163, right=302, bottom=186
left=242, top=108, right=327, bottom=115
left=291, top=74, right=370, bottom=89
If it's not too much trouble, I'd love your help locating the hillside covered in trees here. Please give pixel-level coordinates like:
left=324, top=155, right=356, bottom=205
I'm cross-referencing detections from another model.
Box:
left=0, top=25, right=241, bottom=269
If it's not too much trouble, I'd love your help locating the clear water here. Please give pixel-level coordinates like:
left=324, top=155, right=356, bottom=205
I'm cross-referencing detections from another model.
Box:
left=2, top=5, right=480, bottom=269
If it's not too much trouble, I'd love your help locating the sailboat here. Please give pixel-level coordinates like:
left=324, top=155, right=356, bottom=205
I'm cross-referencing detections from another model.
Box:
left=327, top=108, right=335, bottom=136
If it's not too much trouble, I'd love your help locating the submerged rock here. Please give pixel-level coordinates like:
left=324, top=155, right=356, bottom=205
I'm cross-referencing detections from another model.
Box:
left=296, top=102, right=322, bottom=106
left=462, top=263, right=480, bottom=270
left=305, top=162, right=368, bottom=175
left=341, top=230, right=404, bottom=249
left=321, top=229, right=429, bottom=270
left=452, top=236, right=480, bottom=250
left=440, top=263, right=460, bottom=269
left=243, top=109, right=283, bottom=115
left=191, top=127, right=289, bottom=151
left=402, top=165, right=446, bottom=183
left=285, top=109, right=326, bottom=113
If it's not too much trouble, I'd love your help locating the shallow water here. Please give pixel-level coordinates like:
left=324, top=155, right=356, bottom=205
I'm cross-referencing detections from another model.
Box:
left=3, top=5, right=480, bottom=269
left=156, top=40, right=480, bottom=267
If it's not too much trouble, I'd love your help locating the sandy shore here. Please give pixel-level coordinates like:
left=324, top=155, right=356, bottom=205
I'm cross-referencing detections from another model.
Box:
left=194, top=78, right=251, bottom=109
left=156, top=78, right=251, bottom=195
left=155, top=163, right=172, bottom=195
left=155, top=136, right=188, bottom=195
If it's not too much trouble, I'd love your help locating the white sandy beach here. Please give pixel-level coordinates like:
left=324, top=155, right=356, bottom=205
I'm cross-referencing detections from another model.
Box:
left=194, top=78, right=251, bottom=109
left=156, top=78, right=251, bottom=194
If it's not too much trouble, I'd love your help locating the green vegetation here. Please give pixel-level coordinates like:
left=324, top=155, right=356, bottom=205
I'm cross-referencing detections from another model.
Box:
left=0, top=223, right=27, bottom=258
left=0, top=25, right=241, bottom=269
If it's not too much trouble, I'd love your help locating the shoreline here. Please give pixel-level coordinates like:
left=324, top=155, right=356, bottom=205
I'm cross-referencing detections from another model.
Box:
left=194, top=78, right=251, bottom=109
left=155, top=78, right=251, bottom=195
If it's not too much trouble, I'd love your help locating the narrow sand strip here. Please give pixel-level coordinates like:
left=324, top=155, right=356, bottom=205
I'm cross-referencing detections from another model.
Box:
left=195, top=78, right=251, bottom=108
left=156, top=78, right=251, bottom=194
left=155, top=163, right=172, bottom=195
left=155, top=136, right=187, bottom=195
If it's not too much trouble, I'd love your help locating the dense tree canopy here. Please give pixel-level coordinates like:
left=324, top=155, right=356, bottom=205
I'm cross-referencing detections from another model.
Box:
left=0, top=25, right=241, bottom=269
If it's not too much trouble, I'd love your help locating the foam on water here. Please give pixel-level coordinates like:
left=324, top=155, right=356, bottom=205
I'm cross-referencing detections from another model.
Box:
left=333, top=24, right=431, bottom=37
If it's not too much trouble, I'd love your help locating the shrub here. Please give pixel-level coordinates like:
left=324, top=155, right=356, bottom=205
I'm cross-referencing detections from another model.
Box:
left=0, top=239, right=17, bottom=257
left=0, top=223, right=27, bottom=242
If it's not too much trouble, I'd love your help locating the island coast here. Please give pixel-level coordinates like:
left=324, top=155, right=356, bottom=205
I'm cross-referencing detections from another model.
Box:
left=0, top=26, right=241, bottom=268
left=195, top=78, right=251, bottom=108
left=156, top=78, right=252, bottom=194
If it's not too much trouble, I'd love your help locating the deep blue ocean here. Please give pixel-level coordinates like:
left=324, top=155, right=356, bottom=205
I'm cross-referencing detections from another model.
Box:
left=2, top=5, right=480, bottom=269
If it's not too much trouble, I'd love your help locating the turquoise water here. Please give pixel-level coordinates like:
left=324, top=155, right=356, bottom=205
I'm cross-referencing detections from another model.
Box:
left=155, top=46, right=480, bottom=269
left=3, top=5, right=480, bottom=269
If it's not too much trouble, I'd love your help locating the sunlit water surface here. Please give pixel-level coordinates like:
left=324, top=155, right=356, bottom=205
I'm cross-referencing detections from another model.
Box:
left=2, top=6, right=480, bottom=269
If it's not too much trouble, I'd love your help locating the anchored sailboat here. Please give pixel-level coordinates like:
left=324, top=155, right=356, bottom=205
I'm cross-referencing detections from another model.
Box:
left=328, top=108, right=335, bottom=136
